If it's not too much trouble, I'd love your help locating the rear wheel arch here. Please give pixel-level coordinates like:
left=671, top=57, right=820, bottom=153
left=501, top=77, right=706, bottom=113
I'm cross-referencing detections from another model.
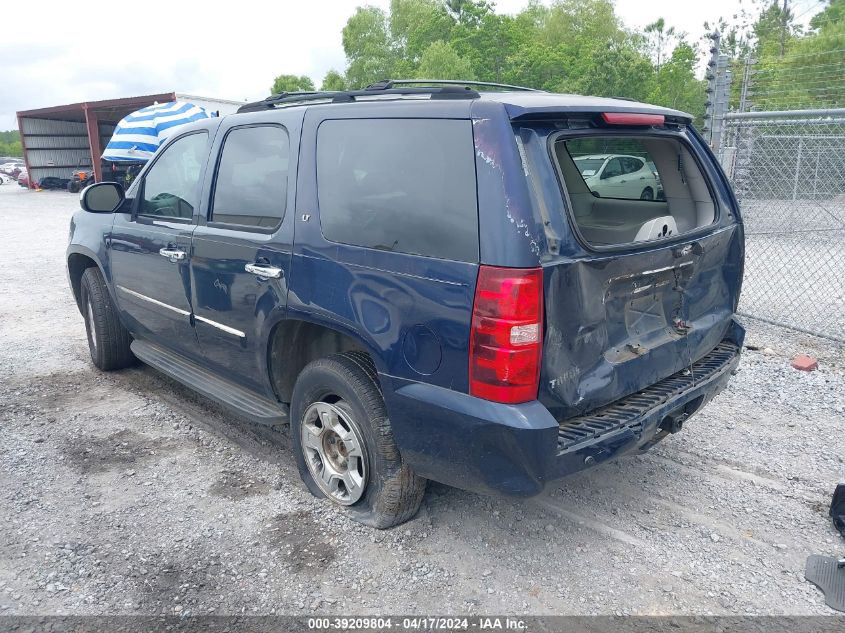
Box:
left=267, top=319, right=383, bottom=404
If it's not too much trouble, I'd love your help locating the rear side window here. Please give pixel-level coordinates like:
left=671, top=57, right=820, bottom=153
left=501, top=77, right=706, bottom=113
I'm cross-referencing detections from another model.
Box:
left=316, top=118, right=478, bottom=262
left=211, top=125, right=289, bottom=228
left=554, top=135, right=716, bottom=247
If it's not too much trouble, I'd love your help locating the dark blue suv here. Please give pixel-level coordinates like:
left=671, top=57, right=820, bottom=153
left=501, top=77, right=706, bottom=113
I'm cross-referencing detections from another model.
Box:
left=67, top=81, right=745, bottom=528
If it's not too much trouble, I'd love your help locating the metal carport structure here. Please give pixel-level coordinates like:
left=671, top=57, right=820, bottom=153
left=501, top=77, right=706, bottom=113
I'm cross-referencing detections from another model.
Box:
left=16, top=93, right=243, bottom=187
left=17, top=93, right=176, bottom=187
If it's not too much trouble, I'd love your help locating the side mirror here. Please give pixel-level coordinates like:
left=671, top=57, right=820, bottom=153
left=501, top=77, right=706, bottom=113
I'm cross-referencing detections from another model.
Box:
left=80, top=182, right=125, bottom=213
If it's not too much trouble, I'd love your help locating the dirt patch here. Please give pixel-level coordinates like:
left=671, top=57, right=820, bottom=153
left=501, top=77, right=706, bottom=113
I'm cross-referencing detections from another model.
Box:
left=63, top=429, right=182, bottom=473
left=209, top=469, right=271, bottom=501
left=264, top=511, right=336, bottom=573
left=133, top=552, right=224, bottom=613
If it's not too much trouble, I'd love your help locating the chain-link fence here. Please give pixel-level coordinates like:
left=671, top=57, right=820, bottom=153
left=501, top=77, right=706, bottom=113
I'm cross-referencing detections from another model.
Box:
left=718, top=109, right=845, bottom=341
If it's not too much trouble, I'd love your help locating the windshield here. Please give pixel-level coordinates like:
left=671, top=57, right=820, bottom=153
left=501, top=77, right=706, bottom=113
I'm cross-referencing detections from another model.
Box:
left=573, top=158, right=604, bottom=175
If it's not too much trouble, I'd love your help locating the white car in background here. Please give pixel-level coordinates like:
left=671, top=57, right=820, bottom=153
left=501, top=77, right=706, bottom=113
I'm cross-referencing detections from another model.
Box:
left=574, top=154, right=661, bottom=200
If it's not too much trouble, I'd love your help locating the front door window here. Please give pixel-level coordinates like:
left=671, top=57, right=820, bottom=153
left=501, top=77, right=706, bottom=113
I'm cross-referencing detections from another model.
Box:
left=140, top=132, right=208, bottom=219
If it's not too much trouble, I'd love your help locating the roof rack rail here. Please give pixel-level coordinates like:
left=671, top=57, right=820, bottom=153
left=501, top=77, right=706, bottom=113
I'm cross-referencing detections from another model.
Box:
left=237, top=83, right=482, bottom=113
left=367, top=79, right=542, bottom=92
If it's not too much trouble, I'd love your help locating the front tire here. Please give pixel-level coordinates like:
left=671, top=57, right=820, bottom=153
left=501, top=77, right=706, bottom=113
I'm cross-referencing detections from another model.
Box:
left=291, top=352, right=426, bottom=528
left=80, top=267, right=135, bottom=370
left=640, top=187, right=654, bottom=200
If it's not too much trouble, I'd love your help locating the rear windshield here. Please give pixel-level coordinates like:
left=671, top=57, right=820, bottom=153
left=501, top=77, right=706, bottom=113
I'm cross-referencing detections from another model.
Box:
left=552, top=135, right=716, bottom=247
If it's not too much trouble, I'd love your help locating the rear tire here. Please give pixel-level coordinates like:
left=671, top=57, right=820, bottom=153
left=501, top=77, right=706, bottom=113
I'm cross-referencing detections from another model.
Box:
left=68, top=180, right=80, bottom=194
left=291, top=351, right=426, bottom=528
left=640, top=187, right=654, bottom=200
left=80, top=267, right=135, bottom=371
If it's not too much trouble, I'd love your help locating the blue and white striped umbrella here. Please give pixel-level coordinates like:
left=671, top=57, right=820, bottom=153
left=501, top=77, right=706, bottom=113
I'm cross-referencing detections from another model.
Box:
left=102, top=101, right=211, bottom=162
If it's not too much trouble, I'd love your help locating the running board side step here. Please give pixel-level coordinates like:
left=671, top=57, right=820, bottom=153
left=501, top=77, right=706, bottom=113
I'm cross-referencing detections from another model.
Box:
left=130, top=340, right=289, bottom=426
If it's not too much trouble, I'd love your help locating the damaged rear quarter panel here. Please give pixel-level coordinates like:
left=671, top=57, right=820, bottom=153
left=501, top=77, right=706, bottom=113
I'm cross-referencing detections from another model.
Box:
left=470, top=101, right=546, bottom=267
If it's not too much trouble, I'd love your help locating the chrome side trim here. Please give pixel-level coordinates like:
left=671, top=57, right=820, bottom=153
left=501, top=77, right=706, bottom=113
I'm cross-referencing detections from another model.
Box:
left=194, top=315, right=246, bottom=338
left=116, top=285, right=190, bottom=316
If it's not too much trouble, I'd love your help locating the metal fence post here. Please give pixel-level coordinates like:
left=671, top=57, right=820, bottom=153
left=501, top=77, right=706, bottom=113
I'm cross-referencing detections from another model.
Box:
left=792, top=138, right=803, bottom=201
left=703, top=32, right=720, bottom=147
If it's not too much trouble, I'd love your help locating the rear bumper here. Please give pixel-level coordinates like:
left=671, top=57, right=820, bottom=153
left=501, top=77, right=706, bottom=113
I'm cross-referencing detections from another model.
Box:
left=385, top=337, right=742, bottom=498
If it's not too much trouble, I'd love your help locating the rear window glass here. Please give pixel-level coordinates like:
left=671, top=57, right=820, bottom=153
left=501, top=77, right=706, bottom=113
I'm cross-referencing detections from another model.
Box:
left=316, top=118, right=479, bottom=262
left=553, top=135, right=716, bottom=247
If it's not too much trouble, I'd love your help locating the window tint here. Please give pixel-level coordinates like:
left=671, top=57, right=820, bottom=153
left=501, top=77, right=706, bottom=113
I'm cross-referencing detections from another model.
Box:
left=316, top=119, right=478, bottom=262
left=140, top=132, right=207, bottom=219
left=211, top=126, right=289, bottom=228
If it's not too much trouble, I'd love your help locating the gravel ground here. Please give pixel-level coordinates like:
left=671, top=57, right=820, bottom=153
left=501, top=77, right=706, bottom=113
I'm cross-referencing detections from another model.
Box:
left=1, top=185, right=844, bottom=616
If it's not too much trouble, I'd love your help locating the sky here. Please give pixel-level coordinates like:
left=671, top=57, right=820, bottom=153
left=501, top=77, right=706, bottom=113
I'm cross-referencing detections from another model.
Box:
left=0, top=0, right=826, bottom=130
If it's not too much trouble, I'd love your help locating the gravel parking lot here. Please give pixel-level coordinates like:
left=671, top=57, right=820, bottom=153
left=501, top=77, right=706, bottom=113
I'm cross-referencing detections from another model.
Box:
left=1, top=185, right=844, bottom=616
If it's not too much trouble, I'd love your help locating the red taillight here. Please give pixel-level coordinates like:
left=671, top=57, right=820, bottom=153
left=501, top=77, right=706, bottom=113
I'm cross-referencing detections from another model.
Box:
left=601, top=112, right=665, bottom=126
left=469, top=266, right=543, bottom=404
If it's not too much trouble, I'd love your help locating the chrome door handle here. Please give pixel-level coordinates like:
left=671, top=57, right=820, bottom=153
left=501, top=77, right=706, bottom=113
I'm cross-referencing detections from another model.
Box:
left=159, top=248, right=186, bottom=262
left=245, top=263, right=283, bottom=279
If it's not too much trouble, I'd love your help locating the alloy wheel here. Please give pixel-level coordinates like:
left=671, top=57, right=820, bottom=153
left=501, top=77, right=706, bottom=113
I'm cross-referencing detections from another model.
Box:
left=300, top=400, right=368, bottom=505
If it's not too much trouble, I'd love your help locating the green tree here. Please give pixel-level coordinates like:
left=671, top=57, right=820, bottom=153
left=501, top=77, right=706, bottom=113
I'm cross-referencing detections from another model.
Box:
left=321, top=69, right=348, bottom=91
left=754, top=10, right=845, bottom=109
left=308, top=0, right=844, bottom=118
left=644, top=18, right=680, bottom=70
left=510, top=0, right=653, bottom=97
left=391, top=0, right=454, bottom=64
left=270, top=74, right=315, bottom=94
left=754, top=0, right=799, bottom=57
left=0, top=131, right=22, bottom=157
left=452, top=12, right=519, bottom=82
left=446, top=0, right=492, bottom=28
left=417, top=40, right=474, bottom=78
left=342, top=6, right=396, bottom=88
left=810, top=0, right=845, bottom=31
left=649, top=41, right=706, bottom=120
